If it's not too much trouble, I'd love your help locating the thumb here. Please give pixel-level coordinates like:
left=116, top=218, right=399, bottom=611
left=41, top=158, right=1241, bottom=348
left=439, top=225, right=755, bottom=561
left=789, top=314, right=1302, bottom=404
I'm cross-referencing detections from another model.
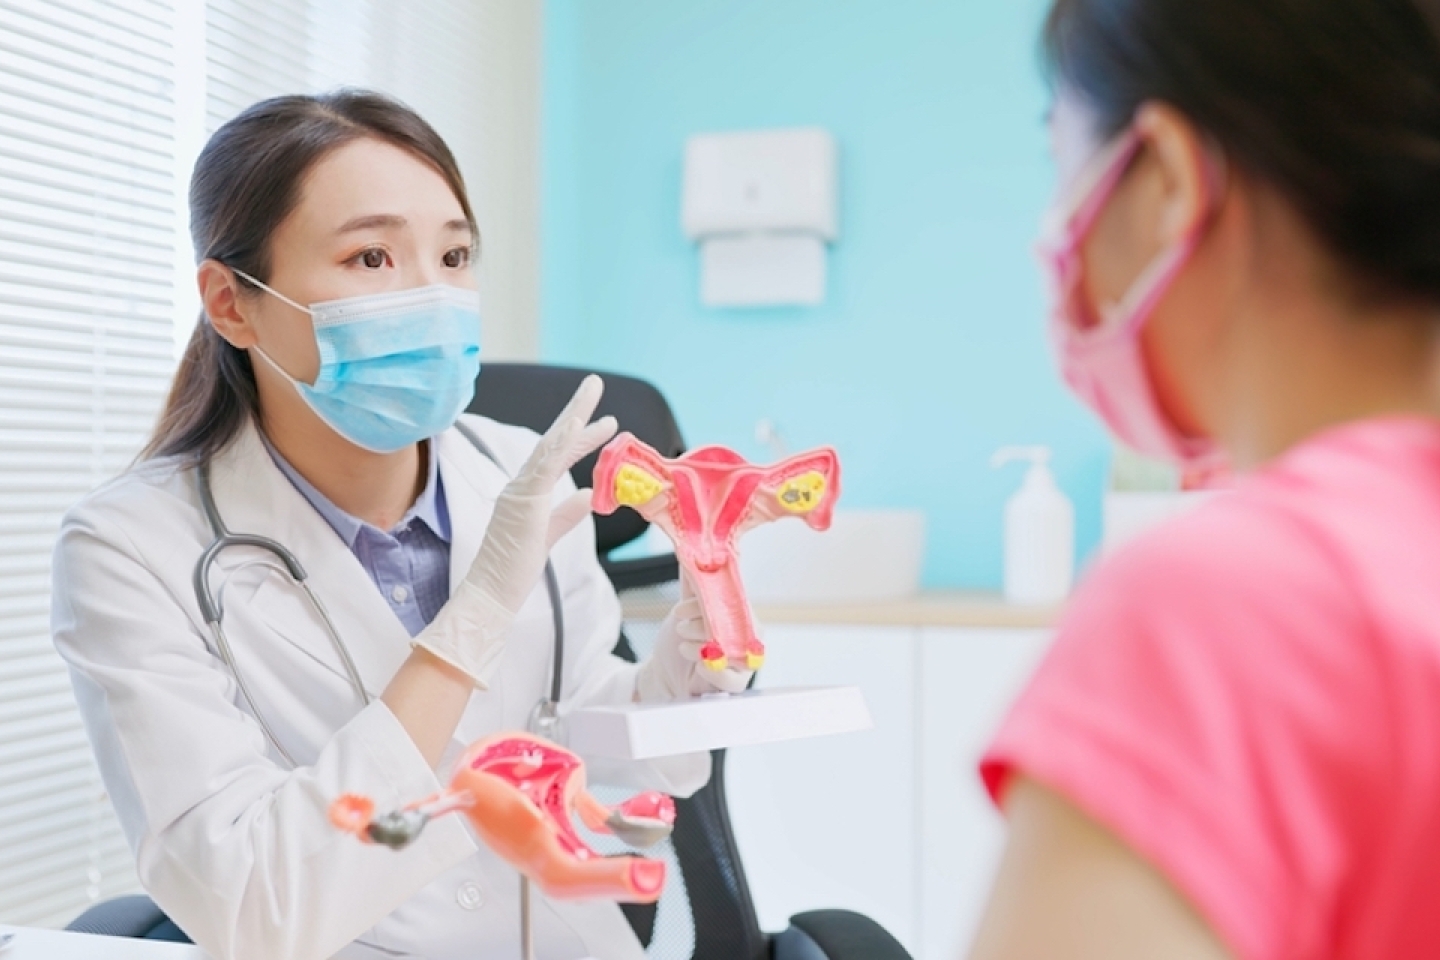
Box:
left=546, top=488, right=595, bottom=549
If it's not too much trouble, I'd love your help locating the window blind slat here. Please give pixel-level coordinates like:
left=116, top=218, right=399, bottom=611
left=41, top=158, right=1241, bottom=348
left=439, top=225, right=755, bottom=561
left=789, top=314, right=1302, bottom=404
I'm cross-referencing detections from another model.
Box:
left=0, top=0, right=173, bottom=926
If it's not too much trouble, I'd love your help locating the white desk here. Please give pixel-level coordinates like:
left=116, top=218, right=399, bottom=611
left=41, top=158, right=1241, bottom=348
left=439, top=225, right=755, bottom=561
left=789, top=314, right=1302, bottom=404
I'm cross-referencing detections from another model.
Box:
left=0, top=926, right=210, bottom=958
left=0, top=927, right=599, bottom=959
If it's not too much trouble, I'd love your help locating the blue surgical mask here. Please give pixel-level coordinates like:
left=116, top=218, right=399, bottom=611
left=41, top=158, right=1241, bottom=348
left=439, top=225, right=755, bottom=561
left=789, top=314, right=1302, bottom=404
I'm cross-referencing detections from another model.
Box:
left=234, top=270, right=482, bottom=453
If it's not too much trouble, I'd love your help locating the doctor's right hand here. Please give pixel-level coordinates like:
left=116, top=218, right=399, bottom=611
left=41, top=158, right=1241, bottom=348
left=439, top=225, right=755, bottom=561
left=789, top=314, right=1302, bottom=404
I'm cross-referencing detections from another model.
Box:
left=413, top=375, right=617, bottom=688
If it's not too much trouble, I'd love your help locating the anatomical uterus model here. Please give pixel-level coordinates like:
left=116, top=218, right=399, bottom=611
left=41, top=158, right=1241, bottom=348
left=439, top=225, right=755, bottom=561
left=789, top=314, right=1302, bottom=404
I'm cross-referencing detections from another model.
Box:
left=330, top=733, right=675, bottom=903
left=592, top=434, right=842, bottom=673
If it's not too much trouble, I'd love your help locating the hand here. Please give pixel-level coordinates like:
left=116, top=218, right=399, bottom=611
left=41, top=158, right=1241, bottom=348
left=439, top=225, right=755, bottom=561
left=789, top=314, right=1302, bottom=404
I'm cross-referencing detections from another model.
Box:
left=635, top=574, right=754, bottom=702
left=414, top=375, right=618, bottom=688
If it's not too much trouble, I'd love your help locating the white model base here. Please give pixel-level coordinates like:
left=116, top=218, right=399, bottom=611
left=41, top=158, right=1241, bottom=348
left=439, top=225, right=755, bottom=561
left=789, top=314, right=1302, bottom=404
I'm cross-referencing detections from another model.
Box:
left=566, top=685, right=872, bottom=760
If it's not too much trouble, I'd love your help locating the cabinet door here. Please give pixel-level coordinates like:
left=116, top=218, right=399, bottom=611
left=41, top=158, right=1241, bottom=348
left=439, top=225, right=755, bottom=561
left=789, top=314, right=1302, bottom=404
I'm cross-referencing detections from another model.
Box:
left=918, top=627, right=1052, bottom=960
left=725, top=624, right=920, bottom=955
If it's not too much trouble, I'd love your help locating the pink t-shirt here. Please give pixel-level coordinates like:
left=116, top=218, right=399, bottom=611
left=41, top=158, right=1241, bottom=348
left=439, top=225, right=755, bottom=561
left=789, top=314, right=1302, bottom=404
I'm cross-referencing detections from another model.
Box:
left=981, top=416, right=1440, bottom=960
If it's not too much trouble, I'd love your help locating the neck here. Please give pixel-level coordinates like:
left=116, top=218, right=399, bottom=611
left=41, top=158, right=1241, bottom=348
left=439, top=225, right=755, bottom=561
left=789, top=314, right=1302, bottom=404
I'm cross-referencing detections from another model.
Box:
left=255, top=376, right=426, bottom=531
left=1219, top=290, right=1440, bottom=470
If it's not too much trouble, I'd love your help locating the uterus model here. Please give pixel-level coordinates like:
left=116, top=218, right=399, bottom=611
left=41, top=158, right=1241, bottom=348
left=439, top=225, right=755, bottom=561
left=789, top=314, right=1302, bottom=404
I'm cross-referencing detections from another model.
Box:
left=330, top=732, right=675, bottom=903
left=592, top=434, right=842, bottom=673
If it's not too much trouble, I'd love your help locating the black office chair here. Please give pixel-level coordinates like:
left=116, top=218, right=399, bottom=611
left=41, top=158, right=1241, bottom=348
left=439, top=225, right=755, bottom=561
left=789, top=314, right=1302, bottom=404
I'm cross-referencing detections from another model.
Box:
left=69, top=363, right=911, bottom=960
left=469, top=363, right=910, bottom=960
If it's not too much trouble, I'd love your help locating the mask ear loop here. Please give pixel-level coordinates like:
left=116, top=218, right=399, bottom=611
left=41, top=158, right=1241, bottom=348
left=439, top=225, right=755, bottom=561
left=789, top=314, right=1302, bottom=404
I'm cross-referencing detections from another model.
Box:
left=226, top=265, right=317, bottom=387
left=1092, top=134, right=1230, bottom=337
left=230, top=266, right=313, bottom=316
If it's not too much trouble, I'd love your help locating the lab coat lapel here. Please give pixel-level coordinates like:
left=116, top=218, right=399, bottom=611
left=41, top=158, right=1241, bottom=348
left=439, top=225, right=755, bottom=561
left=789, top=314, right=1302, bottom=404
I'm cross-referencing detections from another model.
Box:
left=437, top=421, right=509, bottom=596
left=207, top=420, right=414, bottom=698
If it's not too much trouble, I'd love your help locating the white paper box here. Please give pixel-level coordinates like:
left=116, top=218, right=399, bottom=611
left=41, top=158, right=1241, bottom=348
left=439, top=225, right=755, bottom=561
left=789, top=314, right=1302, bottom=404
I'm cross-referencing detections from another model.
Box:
left=566, top=686, right=873, bottom=760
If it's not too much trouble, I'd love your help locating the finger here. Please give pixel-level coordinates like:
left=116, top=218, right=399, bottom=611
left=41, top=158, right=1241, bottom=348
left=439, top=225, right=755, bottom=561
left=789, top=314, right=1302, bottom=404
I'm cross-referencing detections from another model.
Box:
left=703, top=668, right=752, bottom=694
left=551, top=374, right=605, bottom=434
left=519, top=414, right=581, bottom=487
left=567, top=415, right=618, bottom=464
left=675, top=638, right=705, bottom=663
left=545, top=489, right=595, bottom=549
left=672, top=609, right=707, bottom=643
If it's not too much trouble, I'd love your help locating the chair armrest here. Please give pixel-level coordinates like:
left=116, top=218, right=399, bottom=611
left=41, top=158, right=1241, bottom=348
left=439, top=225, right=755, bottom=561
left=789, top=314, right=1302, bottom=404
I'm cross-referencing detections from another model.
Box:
left=773, top=909, right=913, bottom=960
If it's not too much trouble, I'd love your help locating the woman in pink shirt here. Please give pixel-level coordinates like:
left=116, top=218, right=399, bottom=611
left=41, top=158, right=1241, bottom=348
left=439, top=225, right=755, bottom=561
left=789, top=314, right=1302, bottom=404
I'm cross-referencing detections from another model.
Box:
left=969, top=2, right=1440, bottom=959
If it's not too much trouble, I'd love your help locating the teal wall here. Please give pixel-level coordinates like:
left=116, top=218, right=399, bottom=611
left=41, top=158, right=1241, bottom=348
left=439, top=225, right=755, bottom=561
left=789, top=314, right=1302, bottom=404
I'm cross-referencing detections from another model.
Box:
left=541, top=0, right=1111, bottom=589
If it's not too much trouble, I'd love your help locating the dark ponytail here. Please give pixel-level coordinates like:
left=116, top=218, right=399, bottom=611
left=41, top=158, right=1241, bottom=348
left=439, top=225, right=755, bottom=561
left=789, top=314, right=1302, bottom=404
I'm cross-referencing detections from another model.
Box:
left=143, top=90, right=476, bottom=463
left=1044, top=0, right=1440, bottom=305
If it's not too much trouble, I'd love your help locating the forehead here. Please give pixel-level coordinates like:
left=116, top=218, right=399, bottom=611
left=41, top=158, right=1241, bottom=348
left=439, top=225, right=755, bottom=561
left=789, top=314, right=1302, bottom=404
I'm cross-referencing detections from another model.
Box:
left=291, top=137, right=467, bottom=227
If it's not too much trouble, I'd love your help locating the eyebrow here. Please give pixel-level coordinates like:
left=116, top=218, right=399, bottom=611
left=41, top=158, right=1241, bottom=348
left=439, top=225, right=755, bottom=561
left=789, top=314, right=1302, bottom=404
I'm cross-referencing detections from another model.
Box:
left=335, top=214, right=473, bottom=235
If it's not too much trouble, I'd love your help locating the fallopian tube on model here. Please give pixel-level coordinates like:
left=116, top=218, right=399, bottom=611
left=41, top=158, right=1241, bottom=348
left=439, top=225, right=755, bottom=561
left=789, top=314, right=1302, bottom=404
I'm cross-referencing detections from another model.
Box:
left=592, top=434, right=842, bottom=673
left=329, top=733, right=675, bottom=903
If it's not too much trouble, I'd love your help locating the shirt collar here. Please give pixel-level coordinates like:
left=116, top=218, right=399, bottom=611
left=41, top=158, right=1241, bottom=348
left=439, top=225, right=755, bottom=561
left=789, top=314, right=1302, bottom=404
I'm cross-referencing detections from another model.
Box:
left=259, top=432, right=451, bottom=548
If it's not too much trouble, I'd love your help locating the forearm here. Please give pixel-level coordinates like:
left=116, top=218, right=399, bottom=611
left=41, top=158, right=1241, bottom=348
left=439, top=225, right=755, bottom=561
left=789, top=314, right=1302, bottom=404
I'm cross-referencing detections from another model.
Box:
left=381, top=646, right=475, bottom=768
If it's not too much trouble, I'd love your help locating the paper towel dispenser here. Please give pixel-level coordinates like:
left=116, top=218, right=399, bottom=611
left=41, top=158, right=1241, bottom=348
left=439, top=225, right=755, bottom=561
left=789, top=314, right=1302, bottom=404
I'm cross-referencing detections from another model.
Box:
left=682, top=127, right=838, bottom=308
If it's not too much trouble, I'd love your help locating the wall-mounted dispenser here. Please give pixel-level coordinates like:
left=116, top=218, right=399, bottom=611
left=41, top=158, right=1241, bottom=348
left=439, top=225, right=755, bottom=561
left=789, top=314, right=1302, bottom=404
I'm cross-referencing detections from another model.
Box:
left=682, top=127, right=838, bottom=308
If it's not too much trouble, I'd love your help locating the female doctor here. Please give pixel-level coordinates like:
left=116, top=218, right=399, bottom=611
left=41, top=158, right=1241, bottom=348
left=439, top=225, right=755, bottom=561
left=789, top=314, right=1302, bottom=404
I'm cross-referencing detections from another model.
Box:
left=50, top=91, right=746, bottom=960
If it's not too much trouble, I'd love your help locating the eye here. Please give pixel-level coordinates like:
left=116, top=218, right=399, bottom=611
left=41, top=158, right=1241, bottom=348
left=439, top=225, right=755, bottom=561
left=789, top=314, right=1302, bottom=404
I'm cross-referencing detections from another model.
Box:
left=442, top=246, right=471, bottom=269
left=348, top=247, right=390, bottom=270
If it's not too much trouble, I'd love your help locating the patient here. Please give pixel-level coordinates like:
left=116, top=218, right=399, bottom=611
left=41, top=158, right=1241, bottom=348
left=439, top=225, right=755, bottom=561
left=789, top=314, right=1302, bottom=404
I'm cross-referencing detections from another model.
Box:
left=969, top=1, right=1440, bottom=958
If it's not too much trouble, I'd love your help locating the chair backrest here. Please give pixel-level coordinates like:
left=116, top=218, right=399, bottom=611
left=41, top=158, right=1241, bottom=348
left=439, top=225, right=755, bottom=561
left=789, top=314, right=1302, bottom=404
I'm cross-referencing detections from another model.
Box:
left=467, top=362, right=685, bottom=556
left=472, top=363, right=769, bottom=960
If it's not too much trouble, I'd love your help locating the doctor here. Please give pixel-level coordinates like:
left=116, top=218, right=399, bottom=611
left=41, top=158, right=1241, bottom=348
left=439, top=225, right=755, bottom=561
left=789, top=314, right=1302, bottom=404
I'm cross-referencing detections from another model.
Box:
left=50, top=91, right=747, bottom=960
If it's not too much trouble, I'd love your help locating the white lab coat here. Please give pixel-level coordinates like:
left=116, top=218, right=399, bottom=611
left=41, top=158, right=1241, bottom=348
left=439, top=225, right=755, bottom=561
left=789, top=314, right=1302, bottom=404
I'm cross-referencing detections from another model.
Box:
left=50, top=414, right=709, bottom=960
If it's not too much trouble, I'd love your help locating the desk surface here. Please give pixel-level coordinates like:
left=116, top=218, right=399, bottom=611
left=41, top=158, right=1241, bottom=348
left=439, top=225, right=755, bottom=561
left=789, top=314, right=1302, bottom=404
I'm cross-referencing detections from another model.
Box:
left=623, top=590, right=1062, bottom=630
left=0, top=926, right=210, bottom=959
left=0, top=927, right=599, bottom=960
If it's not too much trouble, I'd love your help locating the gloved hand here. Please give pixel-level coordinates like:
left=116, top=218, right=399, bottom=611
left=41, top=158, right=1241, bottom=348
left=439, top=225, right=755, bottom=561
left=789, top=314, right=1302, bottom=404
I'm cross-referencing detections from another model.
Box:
left=635, top=573, right=754, bottom=702
left=414, top=375, right=617, bottom=688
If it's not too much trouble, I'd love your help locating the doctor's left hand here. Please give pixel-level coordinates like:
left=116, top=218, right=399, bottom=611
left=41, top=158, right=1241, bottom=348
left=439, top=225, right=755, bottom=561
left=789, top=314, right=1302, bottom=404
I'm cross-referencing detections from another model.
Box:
left=636, top=573, right=755, bottom=702
left=414, top=375, right=617, bottom=689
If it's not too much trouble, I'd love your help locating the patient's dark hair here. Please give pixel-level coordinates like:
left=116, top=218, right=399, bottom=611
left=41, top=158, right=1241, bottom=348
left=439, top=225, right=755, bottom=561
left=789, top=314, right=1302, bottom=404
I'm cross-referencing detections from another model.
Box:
left=142, top=90, right=476, bottom=463
left=1043, top=0, right=1440, bottom=305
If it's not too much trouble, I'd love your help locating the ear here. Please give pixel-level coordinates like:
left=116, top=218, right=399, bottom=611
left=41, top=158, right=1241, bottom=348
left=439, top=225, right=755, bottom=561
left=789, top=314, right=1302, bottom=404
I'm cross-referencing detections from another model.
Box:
left=197, top=259, right=258, bottom=348
left=1133, top=102, right=1221, bottom=249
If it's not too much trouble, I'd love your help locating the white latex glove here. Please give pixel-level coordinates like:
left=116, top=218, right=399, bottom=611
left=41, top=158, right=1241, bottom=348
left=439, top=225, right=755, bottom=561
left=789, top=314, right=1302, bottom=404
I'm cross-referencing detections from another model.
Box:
left=635, top=573, right=755, bottom=702
left=414, top=375, right=617, bottom=688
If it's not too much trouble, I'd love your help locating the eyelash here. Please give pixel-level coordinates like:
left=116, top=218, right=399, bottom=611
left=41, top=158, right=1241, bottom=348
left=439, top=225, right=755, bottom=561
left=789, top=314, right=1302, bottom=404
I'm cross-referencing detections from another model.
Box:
left=346, top=246, right=472, bottom=270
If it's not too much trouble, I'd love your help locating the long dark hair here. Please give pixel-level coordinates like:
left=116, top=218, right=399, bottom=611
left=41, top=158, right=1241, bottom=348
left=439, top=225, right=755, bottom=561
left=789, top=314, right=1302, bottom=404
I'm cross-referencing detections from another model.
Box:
left=143, top=90, right=477, bottom=463
left=1043, top=0, right=1440, bottom=305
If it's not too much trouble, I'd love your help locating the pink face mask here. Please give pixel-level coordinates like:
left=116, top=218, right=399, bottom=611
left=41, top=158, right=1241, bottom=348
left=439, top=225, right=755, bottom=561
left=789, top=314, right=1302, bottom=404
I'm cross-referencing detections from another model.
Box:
left=1038, top=127, right=1222, bottom=469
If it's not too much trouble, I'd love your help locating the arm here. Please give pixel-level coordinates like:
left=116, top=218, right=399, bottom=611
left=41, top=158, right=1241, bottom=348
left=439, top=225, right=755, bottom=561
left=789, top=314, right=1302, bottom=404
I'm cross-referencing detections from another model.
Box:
left=52, top=510, right=475, bottom=960
left=967, top=777, right=1233, bottom=960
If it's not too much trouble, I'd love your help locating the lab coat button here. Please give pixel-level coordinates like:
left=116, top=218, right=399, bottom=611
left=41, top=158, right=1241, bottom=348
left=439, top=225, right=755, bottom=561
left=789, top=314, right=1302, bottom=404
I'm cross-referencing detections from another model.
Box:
left=456, top=881, right=483, bottom=910
left=390, top=585, right=409, bottom=603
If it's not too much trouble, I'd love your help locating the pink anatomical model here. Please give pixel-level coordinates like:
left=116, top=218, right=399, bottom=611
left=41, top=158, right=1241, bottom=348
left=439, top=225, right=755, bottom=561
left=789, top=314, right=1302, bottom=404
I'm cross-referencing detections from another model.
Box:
left=329, top=732, right=675, bottom=903
left=592, top=434, right=841, bottom=673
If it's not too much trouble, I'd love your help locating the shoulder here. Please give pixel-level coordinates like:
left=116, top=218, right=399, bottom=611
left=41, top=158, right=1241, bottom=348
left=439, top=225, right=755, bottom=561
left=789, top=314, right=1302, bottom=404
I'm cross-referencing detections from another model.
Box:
left=1076, top=487, right=1351, bottom=632
left=59, top=454, right=201, bottom=549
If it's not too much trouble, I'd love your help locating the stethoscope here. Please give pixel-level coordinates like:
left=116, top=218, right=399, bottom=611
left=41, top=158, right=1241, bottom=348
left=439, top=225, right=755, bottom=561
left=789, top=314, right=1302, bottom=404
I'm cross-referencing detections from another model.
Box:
left=192, top=421, right=567, bottom=767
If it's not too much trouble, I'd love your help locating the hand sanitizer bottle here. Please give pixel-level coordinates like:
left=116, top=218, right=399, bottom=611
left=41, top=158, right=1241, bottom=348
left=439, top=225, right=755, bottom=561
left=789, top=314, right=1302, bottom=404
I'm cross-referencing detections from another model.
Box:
left=991, top=447, right=1074, bottom=605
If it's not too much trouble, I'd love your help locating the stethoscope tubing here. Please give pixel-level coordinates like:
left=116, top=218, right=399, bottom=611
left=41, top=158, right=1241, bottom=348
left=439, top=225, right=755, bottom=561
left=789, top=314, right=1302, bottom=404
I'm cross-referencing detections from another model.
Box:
left=191, top=426, right=564, bottom=767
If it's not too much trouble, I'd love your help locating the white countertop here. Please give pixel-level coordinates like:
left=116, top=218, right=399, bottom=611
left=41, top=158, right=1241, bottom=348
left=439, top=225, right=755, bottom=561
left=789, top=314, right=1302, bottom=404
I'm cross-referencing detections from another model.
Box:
left=622, top=590, right=1061, bottom=630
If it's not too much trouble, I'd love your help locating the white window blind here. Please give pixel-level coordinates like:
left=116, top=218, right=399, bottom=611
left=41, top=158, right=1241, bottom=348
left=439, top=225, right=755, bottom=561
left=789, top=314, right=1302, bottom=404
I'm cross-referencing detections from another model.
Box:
left=0, top=0, right=179, bottom=928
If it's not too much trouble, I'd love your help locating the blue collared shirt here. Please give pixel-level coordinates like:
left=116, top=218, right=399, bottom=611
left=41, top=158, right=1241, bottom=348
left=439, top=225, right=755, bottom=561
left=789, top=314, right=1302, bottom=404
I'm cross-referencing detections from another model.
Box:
left=261, top=435, right=452, bottom=638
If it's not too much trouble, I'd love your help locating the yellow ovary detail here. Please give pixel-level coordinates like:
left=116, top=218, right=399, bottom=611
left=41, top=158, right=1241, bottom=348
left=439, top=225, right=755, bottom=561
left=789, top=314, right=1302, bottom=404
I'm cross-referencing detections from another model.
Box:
left=614, top=464, right=664, bottom=506
left=775, top=471, right=828, bottom=514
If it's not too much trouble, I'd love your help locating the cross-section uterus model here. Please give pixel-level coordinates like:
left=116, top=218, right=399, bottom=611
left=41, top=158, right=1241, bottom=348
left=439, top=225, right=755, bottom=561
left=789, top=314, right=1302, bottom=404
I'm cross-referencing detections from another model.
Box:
left=592, top=434, right=842, bottom=673
left=329, top=732, right=675, bottom=903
